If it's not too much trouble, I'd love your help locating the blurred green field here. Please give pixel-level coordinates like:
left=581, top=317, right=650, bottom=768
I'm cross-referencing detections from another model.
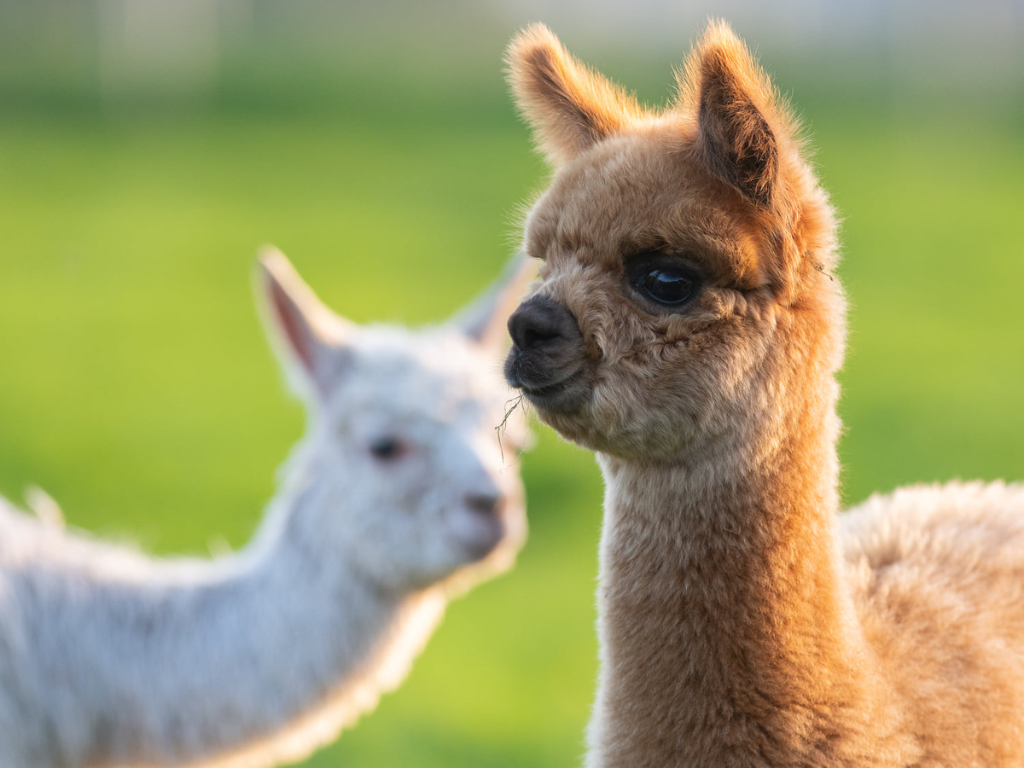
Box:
left=1, top=49, right=1023, bottom=768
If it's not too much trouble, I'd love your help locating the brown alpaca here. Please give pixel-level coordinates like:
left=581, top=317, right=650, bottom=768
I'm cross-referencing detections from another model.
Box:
left=503, top=21, right=1024, bottom=768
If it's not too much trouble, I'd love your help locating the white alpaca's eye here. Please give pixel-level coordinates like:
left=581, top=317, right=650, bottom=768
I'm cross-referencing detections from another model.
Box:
left=368, top=437, right=406, bottom=461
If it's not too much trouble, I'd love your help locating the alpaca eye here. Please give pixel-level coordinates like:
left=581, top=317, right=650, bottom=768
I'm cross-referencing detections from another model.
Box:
left=638, top=268, right=695, bottom=306
left=369, top=437, right=405, bottom=461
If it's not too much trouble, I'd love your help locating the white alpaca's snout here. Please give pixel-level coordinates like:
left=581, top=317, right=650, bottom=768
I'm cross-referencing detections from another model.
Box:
left=437, top=438, right=511, bottom=546
left=448, top=480, right=511, bottom=558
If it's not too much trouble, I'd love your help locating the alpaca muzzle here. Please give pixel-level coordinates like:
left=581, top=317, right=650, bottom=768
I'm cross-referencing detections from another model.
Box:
left=504, top=295, right=590, bottom=412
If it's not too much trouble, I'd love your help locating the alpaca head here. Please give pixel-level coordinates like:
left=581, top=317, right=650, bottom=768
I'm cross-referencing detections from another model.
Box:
left=257, top=248, right=532, bottom=592
left=503, top=22, right=844, bottom=462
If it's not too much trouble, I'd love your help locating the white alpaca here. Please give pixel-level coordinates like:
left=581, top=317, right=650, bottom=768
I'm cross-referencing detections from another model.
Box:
left=0, top=248, right=532, bottom=768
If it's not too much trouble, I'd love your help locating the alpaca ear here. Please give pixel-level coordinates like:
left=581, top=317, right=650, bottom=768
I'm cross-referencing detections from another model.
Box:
left=255, top=246, right=355, bottom=402
left=681, top=21, right=782, bottom=208
left=507, top=24, right=643, bottom=165
left=452, top=254, right=537, bottom=355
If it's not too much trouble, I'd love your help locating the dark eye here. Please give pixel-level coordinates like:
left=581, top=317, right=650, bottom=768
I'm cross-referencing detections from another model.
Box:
left=369, top=436, right=405, bottom=461
left=636, top=267, right=696, bottom=306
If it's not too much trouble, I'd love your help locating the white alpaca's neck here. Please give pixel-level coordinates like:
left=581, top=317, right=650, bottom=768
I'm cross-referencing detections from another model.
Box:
left=23, top=460, right=445, bottom=768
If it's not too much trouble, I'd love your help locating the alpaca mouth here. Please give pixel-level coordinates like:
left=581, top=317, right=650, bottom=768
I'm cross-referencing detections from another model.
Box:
left=517, top=365, right=583, bottom=397
left=506, top=359, right=590, bottom=413
left=455, top=518, right=505, bottom=560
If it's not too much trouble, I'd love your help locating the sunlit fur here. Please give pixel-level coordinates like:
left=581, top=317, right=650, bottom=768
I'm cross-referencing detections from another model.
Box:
left=0, top=250, right=532, bottom=768
left=506, top=21, right=1024, bottom=767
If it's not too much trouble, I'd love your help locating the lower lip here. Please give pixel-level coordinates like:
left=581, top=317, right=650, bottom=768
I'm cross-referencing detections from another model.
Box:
left=518, top=365, right=586, bottom=400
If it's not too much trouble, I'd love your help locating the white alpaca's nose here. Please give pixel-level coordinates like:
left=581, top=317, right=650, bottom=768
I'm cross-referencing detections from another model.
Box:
left=463, top=491, right=504, bottom=517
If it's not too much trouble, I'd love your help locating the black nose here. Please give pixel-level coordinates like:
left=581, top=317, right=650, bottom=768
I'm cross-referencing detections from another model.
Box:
left=508, top=295, right=579, bottom=351
left=464, top=492, right=503, bottom=516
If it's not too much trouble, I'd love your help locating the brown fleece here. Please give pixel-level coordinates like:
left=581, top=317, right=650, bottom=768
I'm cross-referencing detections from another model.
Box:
left=506, top=20, right=1024, bottom=768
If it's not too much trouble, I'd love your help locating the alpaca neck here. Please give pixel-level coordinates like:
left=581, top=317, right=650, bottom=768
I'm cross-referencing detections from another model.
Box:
left=70, top=475, right=444, bottom=768
left=589, top=373, right=903, bottom=766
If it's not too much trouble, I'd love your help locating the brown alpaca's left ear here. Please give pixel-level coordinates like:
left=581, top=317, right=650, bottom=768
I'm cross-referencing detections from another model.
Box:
left=507, top=24, right=643, bottom=165
left=680, top=21, right=788, bottom=209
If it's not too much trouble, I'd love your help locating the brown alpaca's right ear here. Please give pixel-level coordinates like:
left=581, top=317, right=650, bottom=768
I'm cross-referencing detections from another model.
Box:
left=506, top=24, right=642, bottom=165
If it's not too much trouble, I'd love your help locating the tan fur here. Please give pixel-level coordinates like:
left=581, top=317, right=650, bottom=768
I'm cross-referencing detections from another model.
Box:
left=504, top=21, right=1024, bottom=767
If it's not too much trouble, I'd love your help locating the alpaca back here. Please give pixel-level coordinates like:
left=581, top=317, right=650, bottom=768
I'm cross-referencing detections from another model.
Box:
left=842, top=482, right=1024, bottom=765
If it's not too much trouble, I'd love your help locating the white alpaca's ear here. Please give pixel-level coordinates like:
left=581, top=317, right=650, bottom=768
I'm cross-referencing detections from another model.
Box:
left=452, top=254, right=537, bottom=356
left=255, top=246, right=355, bottom=401
left=506, top=24, right=643, bottom=165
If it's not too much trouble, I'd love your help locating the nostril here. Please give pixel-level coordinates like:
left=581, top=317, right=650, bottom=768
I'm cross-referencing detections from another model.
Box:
left=508, top=296, right=577, bottom=351
left=464, top=492, right=503, bottom=516
left=509, top=306, right=561, bottom=351
left=523, top=324, right=558, bottom=348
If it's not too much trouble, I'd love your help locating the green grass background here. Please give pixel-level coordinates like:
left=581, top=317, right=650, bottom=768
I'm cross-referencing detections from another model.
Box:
left=1, top=22, right=1023, bottom=768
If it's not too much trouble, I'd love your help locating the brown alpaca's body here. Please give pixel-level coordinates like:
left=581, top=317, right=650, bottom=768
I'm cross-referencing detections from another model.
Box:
left=502, top=22, right=1024, bottom=767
